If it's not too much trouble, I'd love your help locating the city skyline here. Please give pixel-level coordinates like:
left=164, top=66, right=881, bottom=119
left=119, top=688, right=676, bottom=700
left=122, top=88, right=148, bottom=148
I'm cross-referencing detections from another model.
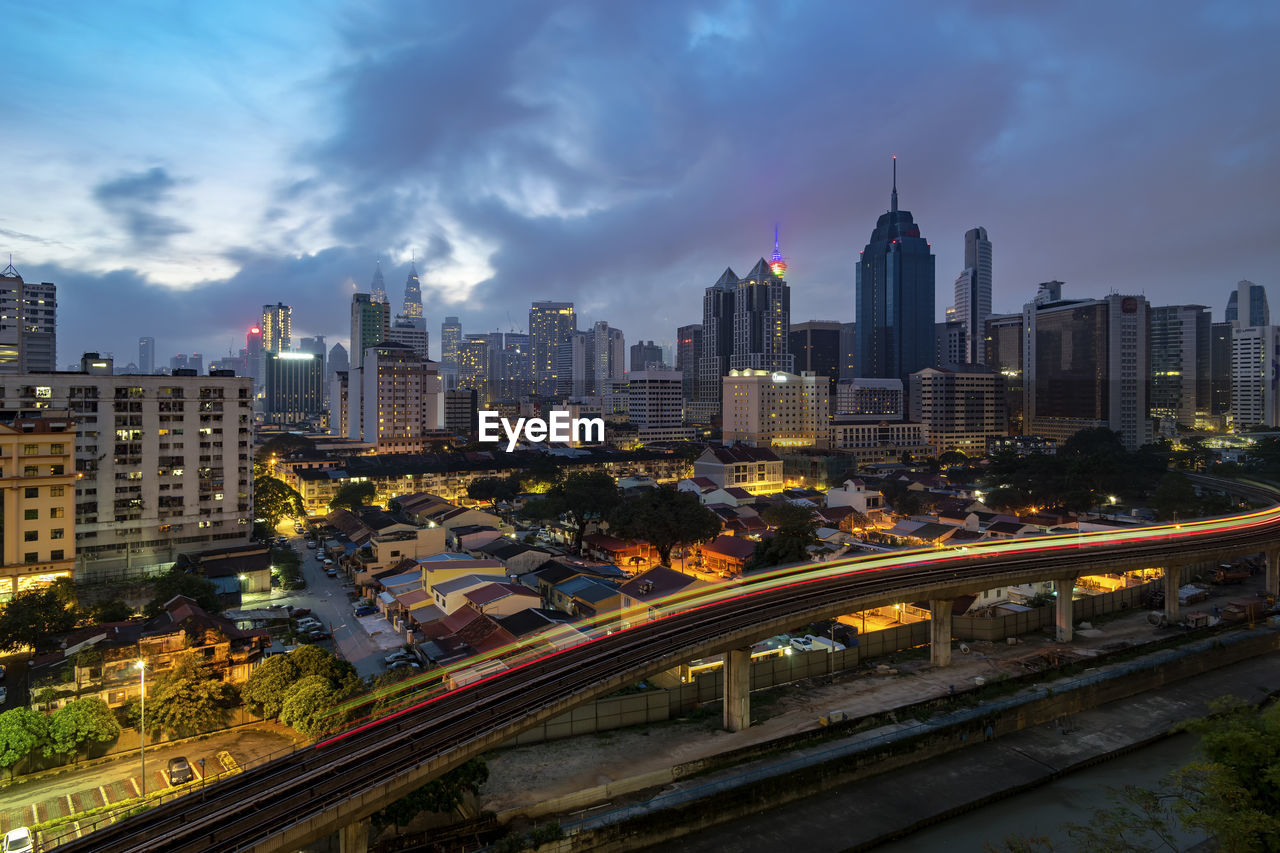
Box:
left=2, top=3, right=1277, bottom=366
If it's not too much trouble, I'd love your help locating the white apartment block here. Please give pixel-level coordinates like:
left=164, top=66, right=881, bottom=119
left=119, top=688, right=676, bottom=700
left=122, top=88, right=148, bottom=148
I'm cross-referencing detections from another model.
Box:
left=0, top=264, right=57, bottom=374
left=0, top=354, right=254, bottom=577
left=908, top=366, right=1008, bottom=456
left=627, top=369, right=691, bottom=442
left=344, top=342, right=443, bottom=452
left=722, top=369, right=829, bottom=448
left=0, top=413, right=77, bottom=597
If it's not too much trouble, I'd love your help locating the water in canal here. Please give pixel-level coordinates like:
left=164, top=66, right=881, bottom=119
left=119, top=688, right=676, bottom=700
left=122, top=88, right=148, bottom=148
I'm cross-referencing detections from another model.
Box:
left=875, top=733, right=1207, bottom=852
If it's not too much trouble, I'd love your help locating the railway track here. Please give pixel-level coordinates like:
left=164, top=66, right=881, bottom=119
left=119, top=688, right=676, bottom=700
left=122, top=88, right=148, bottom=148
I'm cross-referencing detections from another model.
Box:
left=53, top=477, right=1280, bottom=852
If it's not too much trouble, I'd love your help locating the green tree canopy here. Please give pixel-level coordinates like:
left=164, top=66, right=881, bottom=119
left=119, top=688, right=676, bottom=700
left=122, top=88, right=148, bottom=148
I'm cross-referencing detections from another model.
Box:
left=467, top=476, right=519, bottom=507
left=256, top=434, right=316, bottom=464
left=145, top=654, right=239, bottom=739
left=279, top=675, right=338, bottom=735
left=90, top=600, right=135, bottom=623
left=1152, top=471, right=1200, bottom=521
left=329, top=481, right=377, bottom=512
left=744, top=503, right=821, bottom=573
left=608, top=485, right=722, bottom=565
left=146, top=566, right=222, bottom=617
left=289, top=645, right=360, bottom=693
left=514, top=454, right=562, bottom=493
left=760, top=502, right=819, bottom=540
left=254, top=475, right=306, bottom=528
left=241, top=654, right=301, bottom=719
left=0, top=708, right=51, bottom=773
left=0, top=588, right=77, bottom=653
left=47, top=698, right=120, bottom=761
left=520, top=471, right=621, bottom=552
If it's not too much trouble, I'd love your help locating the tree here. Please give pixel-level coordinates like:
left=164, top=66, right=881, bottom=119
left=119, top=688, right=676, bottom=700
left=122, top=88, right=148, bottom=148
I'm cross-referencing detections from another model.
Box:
left=467, top=476, right=518, bottom=508
left=746, top=503, right=821, bottom=572
left=521, top=471, right=620, bottom=552
left=0, top=589, right=78, bottom=653
left=254, top=475, right=306, bottom=528
left=761, top=502, right=819, bottom=540
left=514, top=454, right=562, bottom=494
left=329, top=481, right=377, bottom=512
left=48, top=698, right=121, bottom=762
left=241, top=654, right=300, bottom=719
left=146, top=566, right=221, bottom=617
left=1152, top=471, right=1199, bottom=521
left=290, top=645, right=360, bottom=694
left=256, top=433, right=315, bottom=465
left=90, top=599, right=135, bottom=623
left=0, top=708, right=51, bottom=776
left=279, top=675, right=338, bottom=735
left=745, top=535, right=812, bottom=572
left=607, top=486, right=722, bottom=565
left=372, top=758, right=489, bottom=829
left=145, top=654, right=238, bottom=739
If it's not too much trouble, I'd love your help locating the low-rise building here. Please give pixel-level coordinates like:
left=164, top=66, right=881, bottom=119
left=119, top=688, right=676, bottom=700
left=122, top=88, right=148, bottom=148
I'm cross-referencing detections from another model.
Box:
left=700, top=534, right=756, bottom=577
left=693, top=444, right=783, bottom=494
left=0, top=413, right=77, bottom=598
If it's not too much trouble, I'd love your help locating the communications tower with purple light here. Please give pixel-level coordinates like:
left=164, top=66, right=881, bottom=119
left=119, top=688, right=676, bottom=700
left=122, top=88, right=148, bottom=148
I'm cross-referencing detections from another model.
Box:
left=770, top=225, right=787, bottom=279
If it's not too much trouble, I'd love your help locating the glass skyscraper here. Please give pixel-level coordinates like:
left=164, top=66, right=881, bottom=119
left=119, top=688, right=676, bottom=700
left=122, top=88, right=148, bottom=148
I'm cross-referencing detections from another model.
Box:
left=855, top=159, right=935, bottom=386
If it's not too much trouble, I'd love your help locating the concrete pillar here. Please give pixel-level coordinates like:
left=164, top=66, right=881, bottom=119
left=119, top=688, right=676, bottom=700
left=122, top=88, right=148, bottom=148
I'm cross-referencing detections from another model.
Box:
left=1164, top=563, right=1181, bottom=623
left=929, top=599, right=953, bottom=666
left=1054, top=578, right=1074, bottom=643
left=339, top=818, right=369, bottom=853
left=1267, top=549, right=1280, bottom=600
left=723, top=647, right=751, bottom=732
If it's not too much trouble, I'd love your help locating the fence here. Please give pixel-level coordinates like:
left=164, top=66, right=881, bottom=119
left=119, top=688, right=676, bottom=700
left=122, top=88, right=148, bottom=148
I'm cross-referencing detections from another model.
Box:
left=952, top=581, right=1159, bottom=642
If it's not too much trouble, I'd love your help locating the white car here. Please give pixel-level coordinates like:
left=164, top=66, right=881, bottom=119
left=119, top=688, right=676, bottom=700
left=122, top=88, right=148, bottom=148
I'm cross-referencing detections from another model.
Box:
left=0, top=685, right=8, bottom=705
left=383, top=650, right=412, bottom=665
left=2, top=827, right=34, bottom=853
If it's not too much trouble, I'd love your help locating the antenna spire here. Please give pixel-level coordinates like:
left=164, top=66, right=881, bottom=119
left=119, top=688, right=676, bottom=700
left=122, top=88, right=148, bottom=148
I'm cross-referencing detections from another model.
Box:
left=891, top=155, right=898, bottom=213
left=769, top=224, right=787, bottom=279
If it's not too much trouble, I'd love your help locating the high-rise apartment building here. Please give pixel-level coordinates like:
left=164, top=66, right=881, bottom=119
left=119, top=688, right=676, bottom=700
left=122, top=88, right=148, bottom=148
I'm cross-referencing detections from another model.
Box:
left=630, top=340, right=663, bottom=372
left=529, top=301, right=576, bottom=397
left=499, top=332, right=532, bottom=401
left=1023, top=286, right=1151, bottom=450
left=388, top=319, right=430, bottom=362
left=138, top=337, right=156, bottom=375
left=245, top=326, right=263, bottom=384
left=1230, top=325, right=1280, bottom=428
left=441, top=316, right=462, bottom=371
left=1227, top=280, right=1270, bottom=329
left=952, top=227, right=992, bottom=364
left=839, top=322, right=857, bottom=381
left=400, top=260, right=426, bottom=330
left=1149, top=305, right=1211, bottom=427
left=342, top=342, right=442, bottom=451
left=0, top=412, right=77, bottom=595
left=0, top=354, right=253, bottom=576
left=593, top=322, right=626, bottom=395
left=908, top=366, right=1007, bottom=456
left=984, top=313, right=1024, bottom=434
left=0, top=263, right=57, bottom=374
left=855, top=160, right=936, bottom=386
left=834, top=378, right=904, bottom=420
left=722, top=369, right=828, bottom=448
left=675, top=323, right=702, bottom=409
left=628, top=369, right=689, bottom=442
left=261, top=303, right=292, bottom=353
left=444, top=389, right=478, bottom=442
left=935, top=320, right=965, bottom=368
left=458, top=335, right=492, bottom=405
left=695, top=268, right=738, bottom=424
left=788, top=321, right=841, bottom=394
left=263, top=352, right=325, bottom=425
left=350, top=293, right=390, bottom=371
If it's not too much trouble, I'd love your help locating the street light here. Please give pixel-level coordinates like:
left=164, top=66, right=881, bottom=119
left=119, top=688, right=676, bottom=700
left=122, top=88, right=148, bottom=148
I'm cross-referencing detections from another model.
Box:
left=135, top=659, right=146, bottom=797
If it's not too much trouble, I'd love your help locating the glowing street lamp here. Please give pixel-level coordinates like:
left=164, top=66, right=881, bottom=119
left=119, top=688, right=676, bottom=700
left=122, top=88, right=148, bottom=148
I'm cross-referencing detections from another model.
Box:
left=136, top=659, right=147, bottom=797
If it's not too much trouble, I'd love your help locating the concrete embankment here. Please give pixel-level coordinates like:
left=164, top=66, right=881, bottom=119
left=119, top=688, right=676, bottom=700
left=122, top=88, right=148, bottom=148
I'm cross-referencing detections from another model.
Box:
left=516, top=626, right=1280, bottom=853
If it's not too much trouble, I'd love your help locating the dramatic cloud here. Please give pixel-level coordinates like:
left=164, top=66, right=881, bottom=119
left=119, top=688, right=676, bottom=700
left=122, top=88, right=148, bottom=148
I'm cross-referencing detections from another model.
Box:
left=92, top=167, right=191, bottom=249
left=3, top=1, right=1278, bottom=365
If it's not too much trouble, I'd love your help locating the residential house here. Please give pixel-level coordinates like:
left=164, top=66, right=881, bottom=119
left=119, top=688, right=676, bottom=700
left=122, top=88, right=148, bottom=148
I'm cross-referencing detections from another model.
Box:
left=432, top=574, right=510, bottom=614
left=692, top=444, right=784, bottom=494
left=701, top=534, right=757, bottom=577
left=619, top=565, right=703, bottom=624
left=463, top=582, right=542, bottom=618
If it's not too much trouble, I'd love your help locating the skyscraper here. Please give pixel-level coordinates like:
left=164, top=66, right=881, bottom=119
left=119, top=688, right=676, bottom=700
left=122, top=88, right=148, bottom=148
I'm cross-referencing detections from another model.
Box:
left=1211, top=321, right=1233, bottom=417
left=400, top=259, right=426, bottom=331
left=499, top=332, right=532, bottom=400
left=788, top=321, right=841, bottom=393
left=350, top=293, right=390, bottom=371
left=388, top=319, right=430, bottom=362
left=1149, top=305, right=1211, bottom=427
left=953, top=226, right=992, bottom=364
left=0, top=262, right=56, bottom=374
left=441, top=316, right=462, bottom=371
left=1231, top=325, right=1280, bottom=428
left=594, top=322, right=626, bottom=393
left=1022, top=286, right=1151, bottom=450
left=458, top=335, right=492, bottom=405
left=1227, top=280, right=1270, bottom=329
left=984, top=313, right=1024, bottom=433
left=855, top=158, right=936, bottom=386
left=245, top=326, right=263, bottom=384
left=263, top=351, right=325, bottom=425
left=729, top=258, right=793, bottom=373
left=370, top=260, right=388, bottom=304
left=675, top=323, right=702, bottom=409
left=138, top=337, right=155, bottom=375
left=630, top=340, right=663, bottom=372
left=529, top=301, right=576, bottom=397
left=261, top=303, right=292, bottom=353
left=695, top=268, right=737, bottom=424
left=344, top=342, right=442, bottom=451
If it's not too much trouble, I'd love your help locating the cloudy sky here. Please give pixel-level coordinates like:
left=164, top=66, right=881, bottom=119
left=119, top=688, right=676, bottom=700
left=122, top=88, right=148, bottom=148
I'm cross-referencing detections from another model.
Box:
left=3, top=1, right=1278, bottom=368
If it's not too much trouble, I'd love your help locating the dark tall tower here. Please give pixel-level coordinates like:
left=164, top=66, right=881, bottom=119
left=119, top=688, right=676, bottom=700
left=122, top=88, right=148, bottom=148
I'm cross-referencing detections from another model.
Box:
left=954, top=226, right=992, bottom=363
left=855, top=157, right=936, bottom=386
left=695, top=268, right=737, bottom=424
left=401, top=257, right=426, bottom=331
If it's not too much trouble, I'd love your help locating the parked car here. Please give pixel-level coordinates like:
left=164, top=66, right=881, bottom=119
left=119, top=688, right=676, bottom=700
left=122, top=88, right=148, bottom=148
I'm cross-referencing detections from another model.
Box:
left=354, top=605, right=377, bottom=618
left=0, top=663, right=6, bottom=682
left=388, top=660, right=421, bottom=671
left=384, top=650, right=412, bottom=665
left=325, top=567, right=338, bottom=578
left=308, top=630, right=331, bottom=641
left=306, top=540, right=317, bottom=549
left=297, top=620, right=322, bottom=632
left=0, top=686, right=7, bottom=705
left=2, top=827, right=34, bottom=853
left=294, top=523, right=306, bottom=534
left=789, top=636, right=814, bottom=653
left=289, top=608, right=311, bottom=619
left=167, top=756, right=195, bottom=785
